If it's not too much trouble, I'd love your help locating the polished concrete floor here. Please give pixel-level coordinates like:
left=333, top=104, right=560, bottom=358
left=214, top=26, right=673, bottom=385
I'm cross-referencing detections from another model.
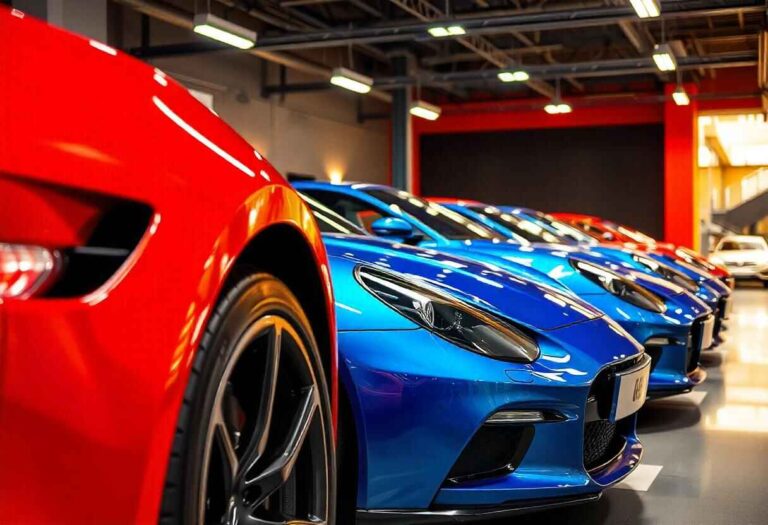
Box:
left=493, top=286, right=768, bottom=525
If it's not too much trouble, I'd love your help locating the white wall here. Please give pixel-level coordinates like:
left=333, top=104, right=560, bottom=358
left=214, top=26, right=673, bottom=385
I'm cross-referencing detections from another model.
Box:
left=119, top=10, right=390, bottom=185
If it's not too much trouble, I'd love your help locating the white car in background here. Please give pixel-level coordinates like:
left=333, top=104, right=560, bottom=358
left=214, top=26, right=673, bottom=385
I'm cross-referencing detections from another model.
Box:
left=711, top=235, right=768, bottom=286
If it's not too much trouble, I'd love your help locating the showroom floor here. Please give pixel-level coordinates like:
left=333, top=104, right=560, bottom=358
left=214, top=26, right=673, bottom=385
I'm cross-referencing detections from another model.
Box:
left=492, top=286, right=768, bottom=525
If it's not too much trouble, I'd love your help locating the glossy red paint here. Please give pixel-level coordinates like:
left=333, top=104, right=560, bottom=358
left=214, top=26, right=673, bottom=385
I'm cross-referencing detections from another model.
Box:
left=552, top=213, right=730, bottom=279
left=0, top=8, right=336, bottom=524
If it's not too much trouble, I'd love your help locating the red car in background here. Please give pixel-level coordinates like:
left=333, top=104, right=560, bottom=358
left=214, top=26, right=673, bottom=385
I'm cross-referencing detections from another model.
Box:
left=0, top=8, right=336, bottom=524
left=553, top=213, right=734, bottom=288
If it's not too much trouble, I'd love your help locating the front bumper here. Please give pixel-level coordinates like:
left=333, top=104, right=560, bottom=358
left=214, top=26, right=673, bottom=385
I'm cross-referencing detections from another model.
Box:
left=726, top=264, right=768, bottom=280
left=642, top=314, right=712, bottom=397
left=340, top=323, right=644, bottom=517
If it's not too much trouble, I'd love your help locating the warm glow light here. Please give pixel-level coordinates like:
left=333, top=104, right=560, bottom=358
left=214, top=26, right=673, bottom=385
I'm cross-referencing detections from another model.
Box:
left=672, top=85, right=690, bottom=106
left=328, top=169, right=344, bottom=184
left=498, top=70, right=530, bottom=82
left=193, top=13, right=256, bottom=50
left=653, top=44, right=677, bottom=71
left=409, top=100, right=441, bottom=121
left=629, top=0, right=660, bottom=18
left=428, top=25, right=466, bottom=37
left=330, top=67, right=373, bottom=94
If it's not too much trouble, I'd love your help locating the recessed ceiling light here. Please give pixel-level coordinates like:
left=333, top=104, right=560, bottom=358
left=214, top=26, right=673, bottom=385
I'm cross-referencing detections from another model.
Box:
left=629, top=0, right=661, bottom=18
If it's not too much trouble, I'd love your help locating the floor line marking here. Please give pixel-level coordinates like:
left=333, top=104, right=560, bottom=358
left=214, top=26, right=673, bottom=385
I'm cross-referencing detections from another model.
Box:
left=613, top=464, right=663, bottom=492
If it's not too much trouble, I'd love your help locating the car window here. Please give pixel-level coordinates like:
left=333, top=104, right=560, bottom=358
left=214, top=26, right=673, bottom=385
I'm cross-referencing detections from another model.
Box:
left=718, top=240, right=767, bottom=251
left=469, top=206, right=558, bottom=243
left=301, top=189, right=432, bottom=240
left=301, top=194, right=369, bottom=236
left=363, top=188, right=503, bottom=241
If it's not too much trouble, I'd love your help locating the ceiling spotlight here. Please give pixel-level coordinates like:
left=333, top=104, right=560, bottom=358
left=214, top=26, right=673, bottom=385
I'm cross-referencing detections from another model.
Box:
left=428, top=25, right=466, bottom=38
left=544, top=100, right=572, bottom=114
left=629, top=0, right=661, bottom=18
left=193, top=13, right=257, bottom=50
left=330, top=67, right=373, bottom=94
left=498, top=70, right=530, bottom=82
left=410, top=100, right=442, bottom=121
left=652, top=43, right=677, bottom=72
left=672, top=85, right=690, bottom=106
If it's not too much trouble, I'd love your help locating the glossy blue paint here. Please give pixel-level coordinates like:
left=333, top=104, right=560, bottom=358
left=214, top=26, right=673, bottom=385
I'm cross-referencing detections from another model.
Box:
left=322, top=234, right=646, bottom=512
left=295, top=182, right=713, bottom=397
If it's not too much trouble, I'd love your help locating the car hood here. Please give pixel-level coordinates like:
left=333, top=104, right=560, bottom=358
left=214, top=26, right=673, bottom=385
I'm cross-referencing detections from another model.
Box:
left=443, top=240, right=682, bottom=297
left=323, top=234, right=603, bottom=332
left=713, top=250, right=768, bottom=265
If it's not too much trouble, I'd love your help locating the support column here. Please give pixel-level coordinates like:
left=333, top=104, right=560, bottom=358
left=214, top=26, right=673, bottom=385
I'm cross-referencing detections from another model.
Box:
left=664, top=83, right=698, bottom=249
left=13, top=0, right=107, bottom=41
left=391, top=54, right=413, bottom=192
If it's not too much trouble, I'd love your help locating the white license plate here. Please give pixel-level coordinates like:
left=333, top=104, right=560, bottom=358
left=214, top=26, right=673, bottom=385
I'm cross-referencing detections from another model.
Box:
left=723, top=297, right=733, bottom=319
left=611, top=356, right=651, bottom=422
left=700, top=316, right=715, bottom=350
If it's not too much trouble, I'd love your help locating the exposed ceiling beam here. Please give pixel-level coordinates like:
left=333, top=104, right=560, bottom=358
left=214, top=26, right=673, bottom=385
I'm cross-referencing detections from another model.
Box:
left=371, top=52, right=758, bottom=88
left=421, top=44, right=564, bottom=66
left=384, top=0, right=554, bottom=97
left=113, top=0, right=394, bottom=102
left=249, top=0, right=763, bottom=50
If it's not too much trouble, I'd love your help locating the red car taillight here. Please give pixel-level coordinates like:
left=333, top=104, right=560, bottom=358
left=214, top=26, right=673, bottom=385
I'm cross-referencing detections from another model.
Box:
left=0, top=243, right=59, bottom=298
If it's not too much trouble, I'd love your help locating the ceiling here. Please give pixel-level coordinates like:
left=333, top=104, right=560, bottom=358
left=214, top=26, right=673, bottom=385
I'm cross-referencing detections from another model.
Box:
left=120, top=0, right=766, bottom=103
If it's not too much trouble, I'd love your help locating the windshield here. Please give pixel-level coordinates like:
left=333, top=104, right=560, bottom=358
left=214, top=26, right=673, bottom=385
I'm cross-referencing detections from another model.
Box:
left=603, top=221, right=657, bottom=244
left=362, top=188, right=503, bottom=241
left=302, top=194, right=369, bottom=236
left=467, top=205, right=560, bottom=243
left=529, top=212, right=598, bottom=244
left=718, top=240, right=767, bottom=251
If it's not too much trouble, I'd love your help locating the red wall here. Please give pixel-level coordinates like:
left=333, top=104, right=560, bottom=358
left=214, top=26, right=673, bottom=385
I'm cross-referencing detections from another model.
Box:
left=409, top=69, right=762, bottom=247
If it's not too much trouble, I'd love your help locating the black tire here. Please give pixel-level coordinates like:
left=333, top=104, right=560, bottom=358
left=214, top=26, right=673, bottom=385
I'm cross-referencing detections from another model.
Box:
left=160, top=272, right=336, bottom=525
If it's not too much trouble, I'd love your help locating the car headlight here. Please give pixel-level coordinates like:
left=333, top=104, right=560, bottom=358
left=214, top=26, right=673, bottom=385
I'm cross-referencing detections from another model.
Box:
left=570, top=259, right=667, bottom=314
left=631, top=255, right=699, bottom=293
left=355, top=265, right=540, bottom=363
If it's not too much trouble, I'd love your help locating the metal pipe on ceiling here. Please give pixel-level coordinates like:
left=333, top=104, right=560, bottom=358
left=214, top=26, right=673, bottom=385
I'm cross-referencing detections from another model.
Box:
left=371, top=52, right=759, bottom=88
left=112, top=0, right=393, bottom=102
left=248, top=0, right=764, bottom=51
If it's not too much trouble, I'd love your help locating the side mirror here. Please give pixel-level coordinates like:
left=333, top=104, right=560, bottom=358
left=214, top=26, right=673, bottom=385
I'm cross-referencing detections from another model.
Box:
left=371, top=217, right=418, bottom=242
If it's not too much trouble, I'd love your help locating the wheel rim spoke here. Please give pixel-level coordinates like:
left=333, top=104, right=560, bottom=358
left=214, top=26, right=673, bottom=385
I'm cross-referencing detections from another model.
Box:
left=242, top=385, right=318, bottom=507
left=200, top=316, right=328, bottom=525
left=238, top=325, right=282, bottom=478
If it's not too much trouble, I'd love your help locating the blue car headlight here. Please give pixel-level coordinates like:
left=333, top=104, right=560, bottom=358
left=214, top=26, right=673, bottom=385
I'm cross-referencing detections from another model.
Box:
left=355, top=265, right=540, bottom=363
left=631, top=254, right=699, bottom=293
left=570, top=259, right=667, bottom=314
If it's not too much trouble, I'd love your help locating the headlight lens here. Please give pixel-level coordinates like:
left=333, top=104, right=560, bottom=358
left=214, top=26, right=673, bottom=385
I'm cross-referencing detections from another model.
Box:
left=570, top=259, right=667, bottom=314
left=631, top=255, right=699, bottom=293
left=355, top=265, right=540, bottom=363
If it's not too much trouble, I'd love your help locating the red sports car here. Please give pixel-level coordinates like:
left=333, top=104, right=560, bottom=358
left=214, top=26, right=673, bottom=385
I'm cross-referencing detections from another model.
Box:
left=553, top=213, right=734, bottom=288
left=0, top=8, right=337, bottom=524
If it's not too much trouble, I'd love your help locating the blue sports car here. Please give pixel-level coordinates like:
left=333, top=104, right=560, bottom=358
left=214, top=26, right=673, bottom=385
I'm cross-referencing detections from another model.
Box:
left=439, top=201, right=732, bottom=345
left=295, top=182, right=713, bottom=398
left=304, top=197, right=651, bottom=521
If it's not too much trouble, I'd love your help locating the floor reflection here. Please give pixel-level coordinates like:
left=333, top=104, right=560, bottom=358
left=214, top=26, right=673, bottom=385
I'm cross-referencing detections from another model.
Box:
left=486, top=287, right=768, bottom=525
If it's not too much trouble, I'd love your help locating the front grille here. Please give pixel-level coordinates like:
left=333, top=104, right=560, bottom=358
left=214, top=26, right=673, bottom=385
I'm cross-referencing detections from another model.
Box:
left=687, top=318, right=707, bottom=372
left=584, top=420, right=624, bottom=471
left=583, top=357, right=637, bottom=473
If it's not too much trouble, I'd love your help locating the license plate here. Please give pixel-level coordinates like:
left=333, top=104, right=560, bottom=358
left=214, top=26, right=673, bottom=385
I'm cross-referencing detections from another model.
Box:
left=723, top=297, right=733, bottom=319
left=700, top=315, right=715, bottom=350
left=611, top=355, right=651, bottom=422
